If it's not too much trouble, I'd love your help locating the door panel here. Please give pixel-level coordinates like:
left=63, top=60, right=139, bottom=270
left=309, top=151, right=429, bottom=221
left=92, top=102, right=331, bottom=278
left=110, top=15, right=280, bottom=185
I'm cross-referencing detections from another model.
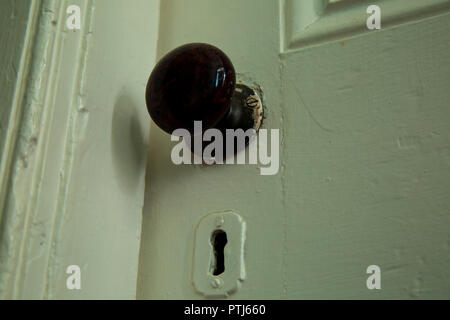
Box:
left=281, top=14, right=450, bottom=298
left=138, top=0, right=450, bottom=299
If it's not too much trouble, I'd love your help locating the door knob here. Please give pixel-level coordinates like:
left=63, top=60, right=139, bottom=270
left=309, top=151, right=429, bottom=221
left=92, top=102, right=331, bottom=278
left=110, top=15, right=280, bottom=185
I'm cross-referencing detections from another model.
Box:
left=145, top=43, right=263, bottom=152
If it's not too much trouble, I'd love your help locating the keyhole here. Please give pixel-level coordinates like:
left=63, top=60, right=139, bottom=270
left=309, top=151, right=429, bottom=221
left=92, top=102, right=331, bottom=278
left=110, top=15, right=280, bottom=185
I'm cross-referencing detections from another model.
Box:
left=210, top=229, right=227, bottom=276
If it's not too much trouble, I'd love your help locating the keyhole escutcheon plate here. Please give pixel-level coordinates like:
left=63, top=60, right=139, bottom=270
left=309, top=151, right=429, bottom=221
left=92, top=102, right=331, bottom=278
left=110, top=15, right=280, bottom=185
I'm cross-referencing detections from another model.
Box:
left=192, top=211, right=246, bottom=298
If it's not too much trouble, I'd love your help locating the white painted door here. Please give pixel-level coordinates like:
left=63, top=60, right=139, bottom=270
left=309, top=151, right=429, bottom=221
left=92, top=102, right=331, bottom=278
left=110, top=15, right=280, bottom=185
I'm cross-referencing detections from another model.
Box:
left=138, top=0, right=450, bottom=299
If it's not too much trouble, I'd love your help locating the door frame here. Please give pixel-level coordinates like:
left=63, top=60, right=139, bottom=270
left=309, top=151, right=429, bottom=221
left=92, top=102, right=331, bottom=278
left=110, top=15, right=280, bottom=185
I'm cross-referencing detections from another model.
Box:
left=0, top=0, right=160, bottom=299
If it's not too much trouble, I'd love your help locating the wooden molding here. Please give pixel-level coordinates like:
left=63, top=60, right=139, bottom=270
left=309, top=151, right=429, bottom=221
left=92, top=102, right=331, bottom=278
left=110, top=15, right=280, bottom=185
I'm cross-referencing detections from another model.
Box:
left=1, top=0, right=160, bottom=299
left=0, top=0, right=96, bottom=299
left=280, top=0, right=450, bottom=53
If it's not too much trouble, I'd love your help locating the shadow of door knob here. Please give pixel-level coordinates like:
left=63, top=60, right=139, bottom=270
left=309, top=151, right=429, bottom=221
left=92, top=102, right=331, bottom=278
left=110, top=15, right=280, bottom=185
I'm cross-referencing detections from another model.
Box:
left=145, top=43, right=263, bottom=149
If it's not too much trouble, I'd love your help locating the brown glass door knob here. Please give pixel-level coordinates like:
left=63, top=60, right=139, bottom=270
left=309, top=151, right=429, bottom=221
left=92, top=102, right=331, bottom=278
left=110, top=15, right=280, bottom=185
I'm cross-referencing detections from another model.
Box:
left=145, top=43, right=263, bottom=136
